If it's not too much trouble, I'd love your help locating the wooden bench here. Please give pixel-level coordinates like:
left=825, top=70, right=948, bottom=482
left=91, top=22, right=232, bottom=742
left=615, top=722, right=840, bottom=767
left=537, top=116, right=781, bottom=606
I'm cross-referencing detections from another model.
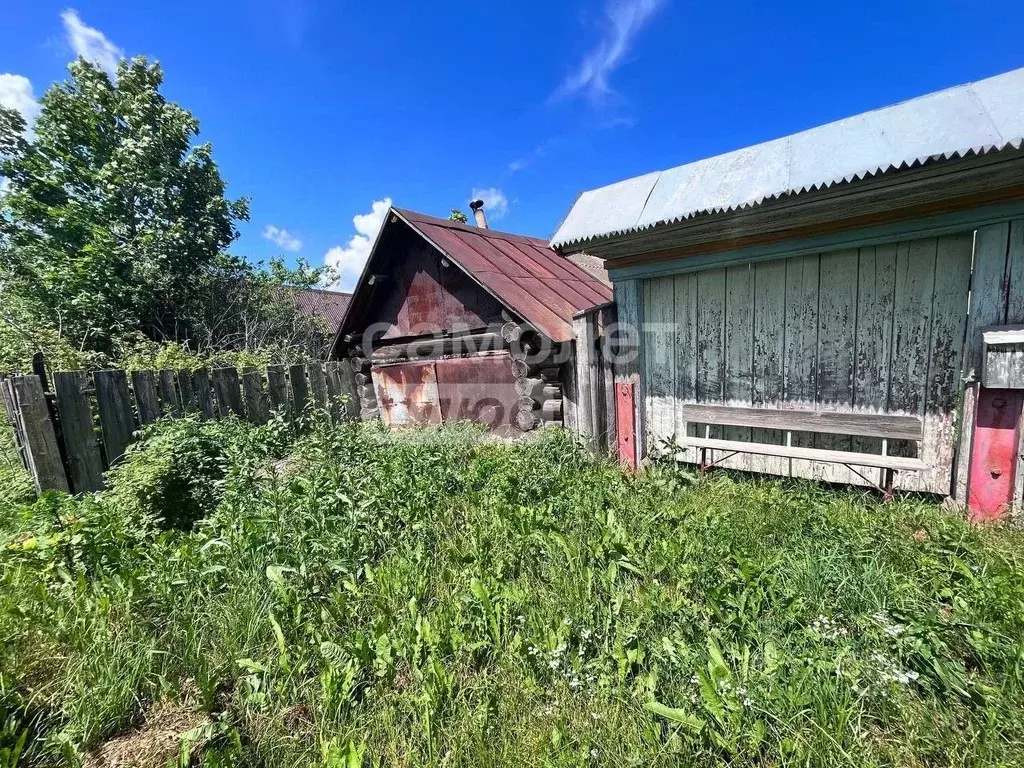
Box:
left=677, top=404, right=926, bottom=497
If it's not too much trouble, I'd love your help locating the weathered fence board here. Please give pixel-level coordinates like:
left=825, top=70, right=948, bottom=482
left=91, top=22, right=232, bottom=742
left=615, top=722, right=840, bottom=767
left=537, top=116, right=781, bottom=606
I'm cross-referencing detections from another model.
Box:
left=0, top=378, right=27, bottom=471
left=211, top=367, right=245, bottom=418
left=53, top=371, right=104, bottom=493
left=290, top=364, right=310, bottom=419
left=13, top=376, right=70, bottom=493
left=241, top=368, right=269, bottom=425
left=307, top=362, right=328, bottom=409
left=192, top=369, right=216, bottom=420
left=177, top=369, right=196, bottom=413
left=94, top=369, right=136, bottom=466
left=159, top=370, right=180, bottom=418
left=266, top=365, right=289, bottom=413
left=131, top=370, right=162, bottom=425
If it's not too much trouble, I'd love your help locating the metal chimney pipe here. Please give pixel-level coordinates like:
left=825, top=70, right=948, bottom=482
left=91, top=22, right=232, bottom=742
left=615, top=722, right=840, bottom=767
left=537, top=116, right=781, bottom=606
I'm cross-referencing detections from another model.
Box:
left=469, top=199, right=488, bottom=229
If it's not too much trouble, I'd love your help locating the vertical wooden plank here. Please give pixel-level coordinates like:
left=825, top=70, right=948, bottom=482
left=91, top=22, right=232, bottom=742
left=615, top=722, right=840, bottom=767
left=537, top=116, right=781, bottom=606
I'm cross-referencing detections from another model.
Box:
left=1005, top=220, right=1024, bottom=324
left=574, top=315, right=595, bottom=444
left=336, top=360, right=360, bottom=419
left=307, top=362, right=329, bottom=410
left=919, top=232, right=973, bottom=495
left=783, top=254, right=820, bottom=478
left=94, top=369, right=136, bottom=466
left=12, top=376, right=70, bottom=493
left=1012, top=219, right=1024, bottom=511
left=613, top=279, right=645, bottom=466
left=158, top=370, right=180, bottom=418
left=1, top=378, right=28, bottom=471
left=241, top=367, right=270, bottom=425
left=290, top=364, right=310, bottom=420
left=751, top=258, right=788, bottom=476
left=723, top=264, right=754, bottom=471
left=671, top=272, right=698, bottom=462
left=131, top=370, right=162, bottom=425
left=211, top=367, right=244, bottom=418
left=644, top=275, right=676, bottom=456
left=177, top=369, right=196, bottom=414
left=889, top=239, right=938, bottom=488
left=696, top=267, right=727, bottom=408
left=852, top=244, right=898, bottom=481
left=54, top=371, right=104, bottom=493
left=562, top=347, right=579, bottom=434
left=598, top=306, right=618, bottom=453
left=325, top=362, right=343, bottom=420
left=964, top=223, right=1010, bottom=376
left=266, top=364, right=290, bottom=416
left=814, top=249, right=859, bottom=483
left=192, top=369, right=216, bottom=420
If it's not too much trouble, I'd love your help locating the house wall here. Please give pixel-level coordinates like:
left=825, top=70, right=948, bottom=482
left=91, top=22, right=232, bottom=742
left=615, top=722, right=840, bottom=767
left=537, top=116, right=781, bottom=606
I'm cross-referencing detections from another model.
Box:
left=622, top=216, right=1024, bottom=498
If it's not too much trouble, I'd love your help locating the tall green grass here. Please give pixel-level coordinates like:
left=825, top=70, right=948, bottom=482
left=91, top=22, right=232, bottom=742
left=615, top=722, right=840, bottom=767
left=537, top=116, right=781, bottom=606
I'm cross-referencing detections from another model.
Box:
left=2, top=416, right=1023, bottom=766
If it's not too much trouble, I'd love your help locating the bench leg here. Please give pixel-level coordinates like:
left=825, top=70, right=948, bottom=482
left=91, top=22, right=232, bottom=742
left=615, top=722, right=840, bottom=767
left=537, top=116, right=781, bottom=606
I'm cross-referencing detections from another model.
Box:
left=883, top=468, right=895, bottom=501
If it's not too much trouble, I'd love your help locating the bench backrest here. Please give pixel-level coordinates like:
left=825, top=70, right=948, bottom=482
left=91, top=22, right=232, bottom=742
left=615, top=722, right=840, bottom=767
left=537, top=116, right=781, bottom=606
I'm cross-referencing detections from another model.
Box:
left=679, top=404, right=923, bottom=441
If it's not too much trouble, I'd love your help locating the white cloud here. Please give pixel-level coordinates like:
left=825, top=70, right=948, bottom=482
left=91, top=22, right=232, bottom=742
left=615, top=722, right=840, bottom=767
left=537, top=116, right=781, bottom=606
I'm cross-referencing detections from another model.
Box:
left=469, top=187, right=509, bottom=220
left=62, top=9, right=123, bottom=78
left=0, top=74, right=40, bottom=127
left=324, top=198, right=392, bottom=291
left=553, top=0, right=664, bottom=103
left=261, top=224, right=303, bottom=252
left=0, top=178, right=9, bottom=197
left=508, top=157, right=529, bottom=173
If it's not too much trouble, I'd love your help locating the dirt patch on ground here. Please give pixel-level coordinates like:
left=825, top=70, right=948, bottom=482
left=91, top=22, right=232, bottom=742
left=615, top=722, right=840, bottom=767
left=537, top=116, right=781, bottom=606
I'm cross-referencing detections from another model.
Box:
left=83, top=695, right=212, bottom=768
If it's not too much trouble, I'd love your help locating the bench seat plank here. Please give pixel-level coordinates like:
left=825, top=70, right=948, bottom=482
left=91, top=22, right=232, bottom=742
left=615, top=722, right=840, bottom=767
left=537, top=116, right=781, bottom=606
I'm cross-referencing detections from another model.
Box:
left=679, top=404, right=923, bottom=441
left=678, top=436, right=927, bottom=472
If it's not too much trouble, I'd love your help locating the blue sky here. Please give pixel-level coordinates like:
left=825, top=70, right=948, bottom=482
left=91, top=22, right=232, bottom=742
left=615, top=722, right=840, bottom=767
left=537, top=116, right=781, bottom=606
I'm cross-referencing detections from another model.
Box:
left=2, top=2, right=1023, bottom=290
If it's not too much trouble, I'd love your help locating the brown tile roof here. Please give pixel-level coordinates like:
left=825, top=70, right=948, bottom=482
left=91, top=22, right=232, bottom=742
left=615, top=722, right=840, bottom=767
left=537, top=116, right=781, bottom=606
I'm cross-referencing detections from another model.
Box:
left=296, top=288, right=352, bottom=333
left=393, top=208, right=613, bottom=342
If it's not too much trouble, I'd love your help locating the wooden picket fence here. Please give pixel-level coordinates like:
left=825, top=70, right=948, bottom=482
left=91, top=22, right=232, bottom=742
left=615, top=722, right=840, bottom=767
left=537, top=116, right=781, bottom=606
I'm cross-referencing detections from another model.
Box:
left=1, top=361, right=361, bottom=496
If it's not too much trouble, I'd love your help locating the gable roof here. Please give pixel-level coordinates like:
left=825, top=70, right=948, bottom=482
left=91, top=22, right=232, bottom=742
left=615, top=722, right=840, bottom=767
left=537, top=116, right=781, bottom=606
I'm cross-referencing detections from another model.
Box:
left=295, top=288, right=351, bottom=333
left=551, top=66, right=1024, bottom=250
left=338, top=208, right=611, bottom=344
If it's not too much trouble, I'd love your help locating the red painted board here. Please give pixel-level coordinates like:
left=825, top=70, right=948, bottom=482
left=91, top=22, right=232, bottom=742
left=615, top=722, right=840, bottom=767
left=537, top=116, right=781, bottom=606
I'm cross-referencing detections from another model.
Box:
left=615, top=382, right=635, bottom=469
left=968, top=388, right=1023, bottom=521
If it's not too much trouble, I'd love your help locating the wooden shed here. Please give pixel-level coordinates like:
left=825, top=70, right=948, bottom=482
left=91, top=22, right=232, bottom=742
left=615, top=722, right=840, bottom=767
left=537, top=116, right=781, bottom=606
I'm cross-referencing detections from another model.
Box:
left=330, top=207, right=612, bottom=433
left=552, top=66, right=1024, bottom=516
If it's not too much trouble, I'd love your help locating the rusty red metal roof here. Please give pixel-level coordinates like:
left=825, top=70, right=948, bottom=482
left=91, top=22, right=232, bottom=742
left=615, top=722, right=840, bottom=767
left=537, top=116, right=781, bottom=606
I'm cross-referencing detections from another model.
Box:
left=295, top=288, right=352, bottom=333
left=393, top=208, right=612, bottom=342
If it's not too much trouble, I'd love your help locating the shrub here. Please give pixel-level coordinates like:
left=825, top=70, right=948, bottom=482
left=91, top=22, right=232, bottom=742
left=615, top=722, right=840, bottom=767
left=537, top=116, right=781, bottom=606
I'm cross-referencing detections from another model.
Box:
left=104, top=417, right=236, bottom=530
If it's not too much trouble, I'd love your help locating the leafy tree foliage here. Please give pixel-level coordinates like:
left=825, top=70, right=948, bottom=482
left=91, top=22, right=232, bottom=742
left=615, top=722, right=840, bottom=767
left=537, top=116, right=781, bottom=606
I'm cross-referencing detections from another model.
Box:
left=0, top=57, right=249, bottom=355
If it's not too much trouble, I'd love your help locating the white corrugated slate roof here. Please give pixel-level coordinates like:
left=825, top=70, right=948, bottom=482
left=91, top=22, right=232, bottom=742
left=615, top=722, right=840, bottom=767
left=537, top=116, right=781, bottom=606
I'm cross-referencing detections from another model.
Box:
left=551, top=67, right=1024, bottom=249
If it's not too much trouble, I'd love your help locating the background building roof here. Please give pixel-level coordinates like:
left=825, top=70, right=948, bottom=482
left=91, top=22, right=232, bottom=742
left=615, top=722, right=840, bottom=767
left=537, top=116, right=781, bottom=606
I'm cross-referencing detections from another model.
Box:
left=296, top=288, right=352, bottom=333
left=551, top=66, right=1024, bottom=250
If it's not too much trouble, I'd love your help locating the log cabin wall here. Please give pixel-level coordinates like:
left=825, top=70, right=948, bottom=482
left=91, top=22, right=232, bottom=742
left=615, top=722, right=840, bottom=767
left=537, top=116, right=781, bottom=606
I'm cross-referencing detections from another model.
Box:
left=634, top=218, right=1024, bottom=497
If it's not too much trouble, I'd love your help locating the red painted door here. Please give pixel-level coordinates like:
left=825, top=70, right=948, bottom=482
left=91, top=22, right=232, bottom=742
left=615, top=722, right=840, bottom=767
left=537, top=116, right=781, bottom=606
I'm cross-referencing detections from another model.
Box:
left=615, top=382, right=635, bottom=468
left=968, top=388, right=1024, bottom=521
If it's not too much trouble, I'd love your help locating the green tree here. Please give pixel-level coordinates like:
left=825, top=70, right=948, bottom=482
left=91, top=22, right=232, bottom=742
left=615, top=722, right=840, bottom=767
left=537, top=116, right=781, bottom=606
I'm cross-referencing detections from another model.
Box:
left=0, top=57, right=249, bottom=354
